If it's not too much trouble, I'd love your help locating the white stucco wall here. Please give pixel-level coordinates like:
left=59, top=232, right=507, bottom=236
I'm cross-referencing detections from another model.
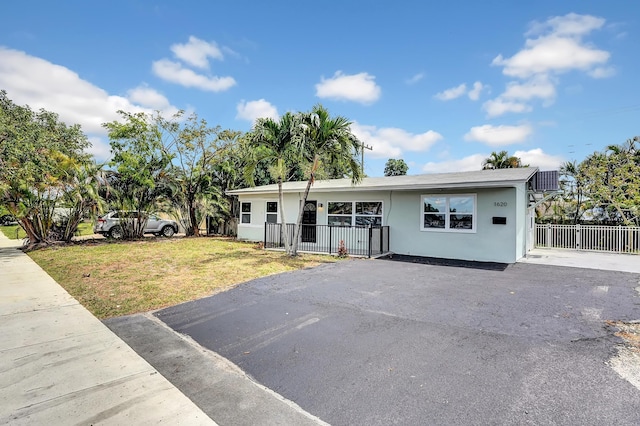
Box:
left=386, top=188, right=519, bottom=263
left=235, top=186, right=525, bottom=263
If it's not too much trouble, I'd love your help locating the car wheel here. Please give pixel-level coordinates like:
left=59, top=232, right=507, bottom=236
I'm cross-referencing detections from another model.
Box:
left=109, top=226, right=123, bottom=239
left=161, top=225, right=175, bottom=238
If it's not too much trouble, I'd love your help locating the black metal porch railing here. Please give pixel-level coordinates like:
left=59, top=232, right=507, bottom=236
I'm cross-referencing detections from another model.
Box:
left=264, top=223, right=390, bottom=258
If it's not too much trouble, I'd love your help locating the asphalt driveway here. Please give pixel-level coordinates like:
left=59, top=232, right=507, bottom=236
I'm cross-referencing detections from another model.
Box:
left=151, top=257, right=639, bottom=425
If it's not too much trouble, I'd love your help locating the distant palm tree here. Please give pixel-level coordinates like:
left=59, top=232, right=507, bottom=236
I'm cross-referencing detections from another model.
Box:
left=482, top=150, right=526, bottom=169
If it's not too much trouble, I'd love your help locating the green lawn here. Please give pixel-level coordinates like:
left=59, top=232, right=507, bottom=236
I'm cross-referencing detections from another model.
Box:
left=28, top=237, right=341, bottom=319
left=0, top=221, right=94, bottom=239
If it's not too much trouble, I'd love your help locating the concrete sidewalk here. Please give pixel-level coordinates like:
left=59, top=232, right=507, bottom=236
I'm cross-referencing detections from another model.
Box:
left=519, top=248, right=640, bottom=273
left=0, top=233, right=216, bottom=425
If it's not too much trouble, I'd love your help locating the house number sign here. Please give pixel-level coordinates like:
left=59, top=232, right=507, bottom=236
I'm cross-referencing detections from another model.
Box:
left=494, top=201, right=508, bottom=207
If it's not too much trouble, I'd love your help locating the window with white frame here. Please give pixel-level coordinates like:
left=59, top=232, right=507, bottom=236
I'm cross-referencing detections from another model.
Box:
left=328, top=201, right=383, bottom=227
left=241, top=202, right=252, bottom=224
left=266, top=201, right=278, bottom=223
left=421, top=194, right=475, bottom=232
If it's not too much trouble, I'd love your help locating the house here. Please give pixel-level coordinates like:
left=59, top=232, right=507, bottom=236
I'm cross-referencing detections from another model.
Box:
left=227, top=167, right=556, bottom=263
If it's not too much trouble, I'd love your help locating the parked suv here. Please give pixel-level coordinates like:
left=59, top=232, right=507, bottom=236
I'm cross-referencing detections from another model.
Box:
left=94, top=211, right=179, bottom=239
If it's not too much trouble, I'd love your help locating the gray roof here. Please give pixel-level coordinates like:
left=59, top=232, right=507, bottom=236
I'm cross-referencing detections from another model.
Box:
left=227, top=167, right=539, bottom=195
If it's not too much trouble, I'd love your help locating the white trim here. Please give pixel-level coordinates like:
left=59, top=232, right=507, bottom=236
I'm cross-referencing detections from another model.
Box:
left=420, top=194, right=477, bottom=233
left=327, top=200, right=384, bottom=227
left=265, top=199, right=279, bottom=224
left=240, top=201, right=252, bottom=225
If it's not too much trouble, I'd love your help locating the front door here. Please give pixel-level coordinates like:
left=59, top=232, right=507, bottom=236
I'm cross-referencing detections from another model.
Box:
left=302, top=201, right=317, bottom=243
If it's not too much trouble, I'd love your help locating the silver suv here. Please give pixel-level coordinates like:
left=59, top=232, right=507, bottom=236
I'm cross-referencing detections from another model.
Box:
left=94, top=211, right=179, bottom=239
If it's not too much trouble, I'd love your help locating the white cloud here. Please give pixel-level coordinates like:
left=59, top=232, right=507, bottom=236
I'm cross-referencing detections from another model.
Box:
left=406, top=72, right=425, bottom=85
left=152, top=59, right=236, bottom=92
left=434, top=83, right=467, bottom=101
left=236, top=99, right=279, bottom=123
left=435, top=81, right=485, bottom=101
left=483, top=99, right=532, bottom=117
left=493, top=13, right=610, bottom=79
left=170, top=36, right=223, bottom=69
left=493, top=36, right=610, bottom=79
left=127, top=85, right=171, bottom=109
left=486, top=13, right=612, bottom=118
left=350, top=122, right=442, bottom=159
left=467, top=81, right=485, bottom=101
left=588, top=66, right=616, bottom=78
left=315, top=71, right=381, bottom=104
left=526, top=13, right=605, bottom=38
left=513, top=148, right=564, bottom=170
left=0, top=47, right=181, bottom=160
left=464, top=124, right=533, bottom=147
left=421, top=148, right=563, bottom=173
left=422, top=153, right=488, bottom=173
left=501, top=75, right=556, bottom=102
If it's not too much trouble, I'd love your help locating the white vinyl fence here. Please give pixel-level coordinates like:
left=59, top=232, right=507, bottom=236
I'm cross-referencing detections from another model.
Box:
left=535, top=224, right=640, bottom=254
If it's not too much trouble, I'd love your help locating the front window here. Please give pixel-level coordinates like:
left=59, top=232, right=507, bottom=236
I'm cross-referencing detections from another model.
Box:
left=266, top=201, right=278, bottom=224
left=328, top=201, right=383, bottom=227
left=241, top=202, right=252, bottom=224
left=421, top=194, right=476, bottom=232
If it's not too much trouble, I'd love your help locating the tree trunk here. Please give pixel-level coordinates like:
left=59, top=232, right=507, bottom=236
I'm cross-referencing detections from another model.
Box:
left=189, top=201, right=199, bottom=237
left=291, top=175, right=314, bottom=256
left=277, top=179, right=291, bottom=255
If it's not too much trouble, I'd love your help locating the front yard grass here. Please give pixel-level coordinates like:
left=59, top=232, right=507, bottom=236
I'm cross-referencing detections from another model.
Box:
left=28, top=237, right=339, bottom=319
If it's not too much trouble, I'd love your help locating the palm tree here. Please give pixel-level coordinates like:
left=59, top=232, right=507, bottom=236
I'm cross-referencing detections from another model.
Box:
left=482, top=150, right=525, bottom=169
left=244, top=112, right=305, bottom=255
left=290, top=104, right=363, bottom=255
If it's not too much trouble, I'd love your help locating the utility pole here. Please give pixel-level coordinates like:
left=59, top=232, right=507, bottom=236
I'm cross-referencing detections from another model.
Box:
left=361, top=142, right=373, bottom=170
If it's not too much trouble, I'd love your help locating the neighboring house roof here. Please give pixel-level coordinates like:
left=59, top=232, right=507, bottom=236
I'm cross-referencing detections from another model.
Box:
left=227, top=167, right=540, bottom=195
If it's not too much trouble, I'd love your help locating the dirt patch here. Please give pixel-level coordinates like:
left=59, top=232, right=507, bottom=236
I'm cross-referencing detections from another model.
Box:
left=607, top=320, right=640, bottom=390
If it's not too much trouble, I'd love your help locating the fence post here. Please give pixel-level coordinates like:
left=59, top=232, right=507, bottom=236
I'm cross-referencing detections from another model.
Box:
left=368, top=226, right=373, bottom=258
left=546, top=224, right=551, bottom=248
left=617, top=225, right=622, bottom=253
left=264, top=222, right=267, bottom=249
left=329, top=225, right=333, bottom=254
left=575, top=224, right=580, bottom=250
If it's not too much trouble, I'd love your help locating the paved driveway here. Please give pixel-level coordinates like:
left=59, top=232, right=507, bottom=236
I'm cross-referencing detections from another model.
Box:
left=156, top=257, right=640, bottom=425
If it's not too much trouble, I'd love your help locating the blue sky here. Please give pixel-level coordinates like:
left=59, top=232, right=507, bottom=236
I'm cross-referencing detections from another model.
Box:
left=2, top=1, right=638, bottom=177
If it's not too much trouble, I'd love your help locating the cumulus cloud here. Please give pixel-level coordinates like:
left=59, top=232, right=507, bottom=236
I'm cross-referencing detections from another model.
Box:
left=467, top=81, right=485, bottom=101
left=422, top=153, right=488, bottom=173
left=526, top=13, right=605, bottom=38
left=421, top=148, right=563, bottom=173
left=127, top=85, right=172, bottom=109
left=405, top=72, right=425, bottom=85
left=170, top=36, right=223, bottom=69
left=435, top=81, right=485, bottom=101
left=486, top=13, right=612, bottom=118
left=588, top=66, right=616, bottom=78
left=464, top=124, right=533, bottom=147
left=152, top=59, right=236, bottom=92
left=350, top=122, right=442, bottom=159
left=483, top=99, right=532, bottom=117
left=315, top=71, right=381, bottom=104
left=236, top=99, right=279, bottom=123
left=501, top=75, right=556, bottom=102
left=0, top=47, right=180, bottom=160
left=492, top=37, right=610, bottom=79
left=514, top=148, right=564, bottom=170
left=434, top=83, right=467, bottom=101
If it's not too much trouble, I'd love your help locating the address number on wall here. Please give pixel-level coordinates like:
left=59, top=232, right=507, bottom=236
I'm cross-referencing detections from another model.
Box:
left=494, top=202, right=508, bottom=207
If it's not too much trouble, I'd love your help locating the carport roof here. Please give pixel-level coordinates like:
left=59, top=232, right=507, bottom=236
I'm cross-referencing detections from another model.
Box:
left=227, top=167, right=539, bottom=195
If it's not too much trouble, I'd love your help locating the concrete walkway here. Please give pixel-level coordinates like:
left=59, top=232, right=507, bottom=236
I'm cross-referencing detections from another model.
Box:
left=0, top=233, right=216, bottom=425
left=520, top=248, right=640, bottom=273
